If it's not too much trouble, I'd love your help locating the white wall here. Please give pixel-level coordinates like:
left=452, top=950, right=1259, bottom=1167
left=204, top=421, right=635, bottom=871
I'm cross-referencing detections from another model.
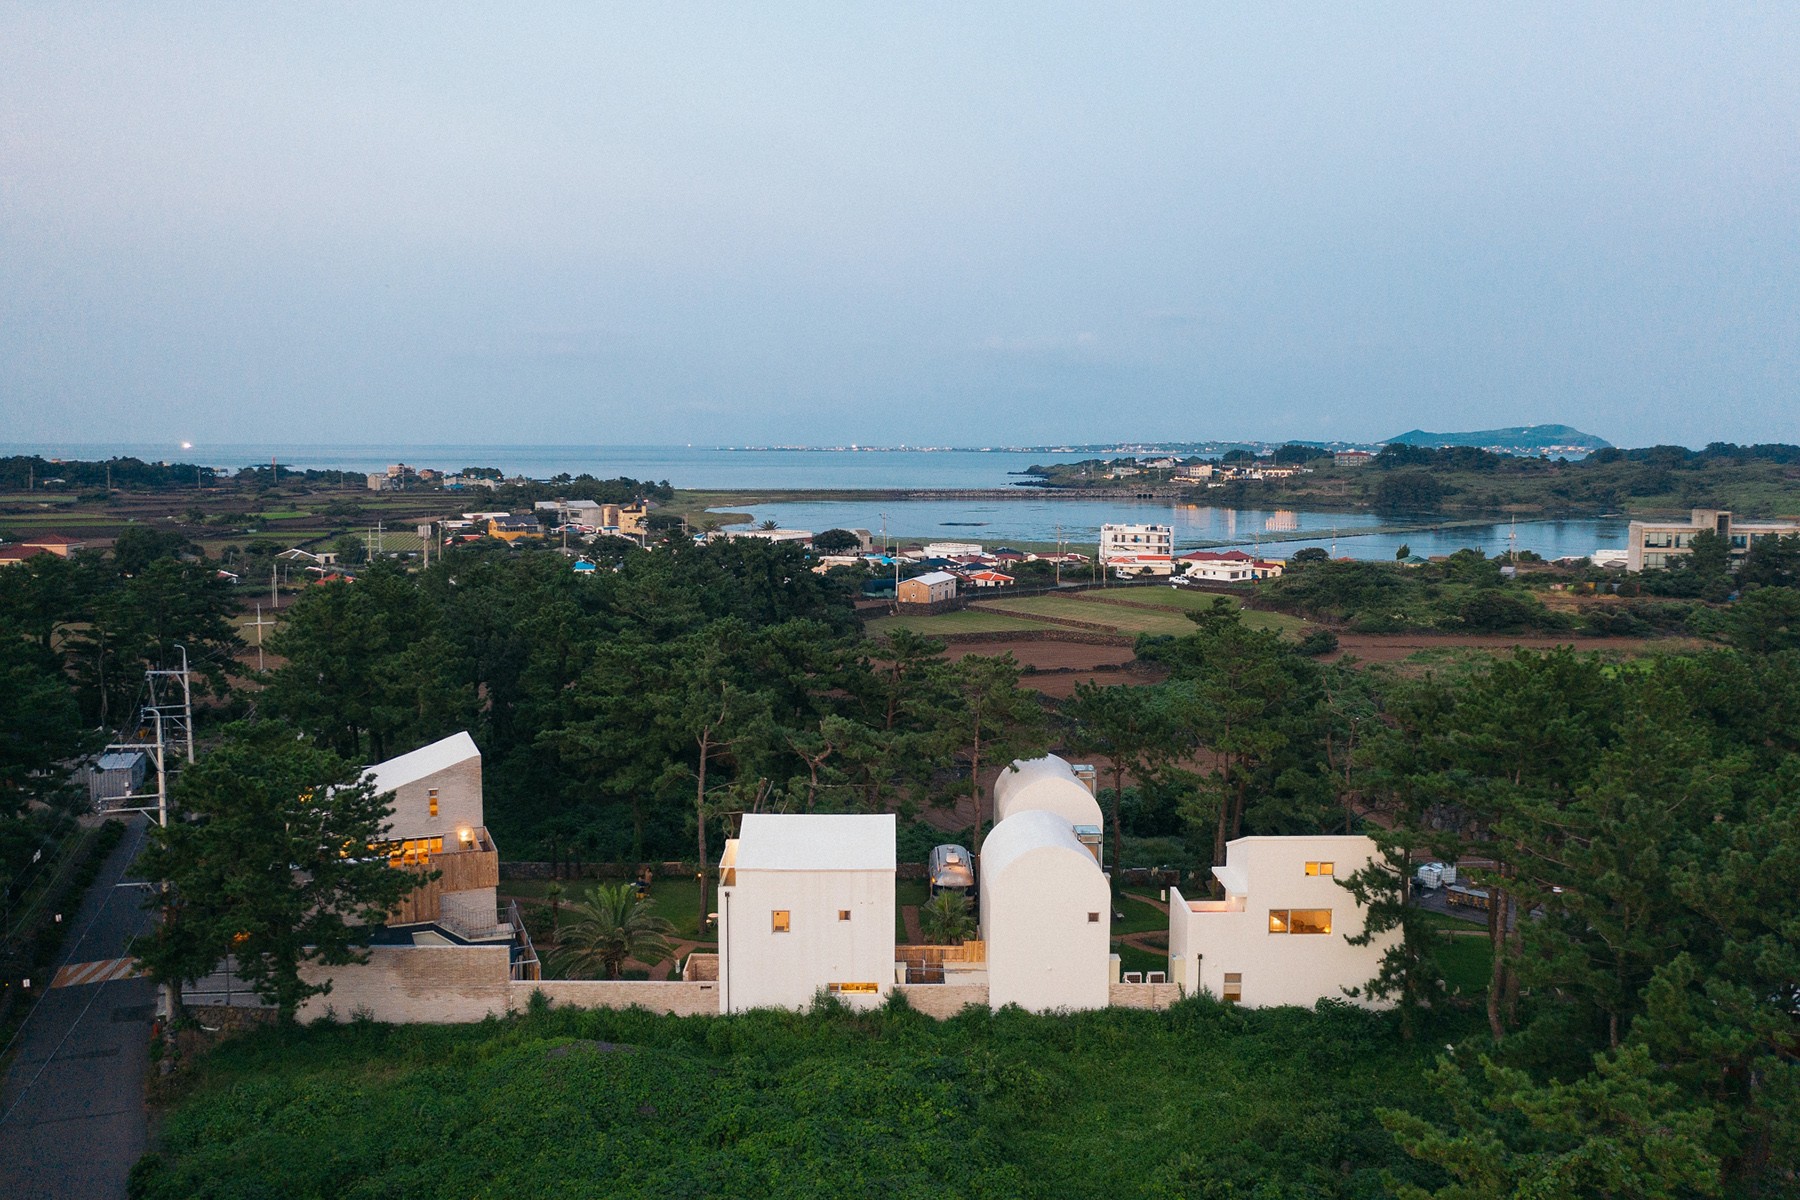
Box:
left=379, top=754, right=484, bottom=846
left=992, top=756, right=1104, bottom=829
left=981, top=813, right=1112, bottom=1013
left=718, top=867, right=895, bottom=1012
left=1168, top=836, right=1396, bottom=1009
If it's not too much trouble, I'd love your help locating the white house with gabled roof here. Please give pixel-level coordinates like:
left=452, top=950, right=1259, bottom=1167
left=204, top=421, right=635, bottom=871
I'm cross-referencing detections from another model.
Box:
left=992, top=754, right=1104, bottom=864
left=362, top=731, right=504, bottom=938
left=1167, top=835, right=1395, bottom=1009
left=980, top=808, right=1112, bottom=1012
left=716, top=813, right=896, bottom=1013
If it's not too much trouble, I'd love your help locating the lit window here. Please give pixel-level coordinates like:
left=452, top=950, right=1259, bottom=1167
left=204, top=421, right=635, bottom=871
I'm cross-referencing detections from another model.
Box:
left=428, top=788, right=439, bottom=817
left=838, top=910, right=851, bottom=922
left=1305, top=861, right=1334, bottom=877
left=1222, top=973, right=1242, bottom=1004
left=828, top=982, right=878, bottom=994
left=376, top=837, right=443, bottom=866
left=1088, top=912, right=1101, bottom=923
left=771, top=910, right=790, bottom=933
left=1269, top=908, right=1332, bottom=935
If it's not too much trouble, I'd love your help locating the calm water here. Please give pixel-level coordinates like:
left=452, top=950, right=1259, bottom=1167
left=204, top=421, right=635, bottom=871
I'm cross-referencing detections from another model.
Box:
left=0, top=442, right=1127, bottom=490
left=719, top=497, right=1627, bottom=561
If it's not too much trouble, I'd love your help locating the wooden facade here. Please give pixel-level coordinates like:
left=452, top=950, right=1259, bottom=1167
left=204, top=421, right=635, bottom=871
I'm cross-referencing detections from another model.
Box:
left=389, top=827, right=500, bottom=925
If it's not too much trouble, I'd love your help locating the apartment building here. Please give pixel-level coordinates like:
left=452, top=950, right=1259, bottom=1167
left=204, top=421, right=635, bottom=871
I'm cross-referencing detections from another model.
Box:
left=1099, top=523, right=1175, bottom=577
left=1625, top=509, right=1800, bottom=571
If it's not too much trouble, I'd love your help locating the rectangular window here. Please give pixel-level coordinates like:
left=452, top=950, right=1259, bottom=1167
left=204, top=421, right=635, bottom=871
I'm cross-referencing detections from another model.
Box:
left=1088, top=912, right=1101, bottom=923
left=1304, top=861, right=1334, bottom=877
left=838, top=910, right=851, bottom=922
left=827, top=982, right=878, bottom=994
left=428, top=788, right=439, bottom=817
left=771, top=910, right=790, bottom=933
left=1269, top=909, right=1332, bottom=934
left=377, top=837, right=443, bottom=866
left=1222, top=973, right=1242, bottom=1004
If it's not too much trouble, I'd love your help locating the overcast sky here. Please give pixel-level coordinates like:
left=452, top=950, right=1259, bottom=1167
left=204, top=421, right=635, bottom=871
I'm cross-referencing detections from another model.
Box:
left=3, top=4, right=1796, bottom=448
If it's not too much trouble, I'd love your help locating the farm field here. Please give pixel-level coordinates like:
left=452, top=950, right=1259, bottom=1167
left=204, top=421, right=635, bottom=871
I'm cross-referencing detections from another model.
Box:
left=864, top=609, right=1054, bottom=636
left=977, top=593, right=1201, bottom=636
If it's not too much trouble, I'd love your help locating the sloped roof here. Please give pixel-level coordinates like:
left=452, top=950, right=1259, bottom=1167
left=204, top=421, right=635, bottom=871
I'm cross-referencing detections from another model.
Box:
left=734, top=813, right=895, bottom=872
left=906, top=570, right=958, bottom=586
left=364, top=731, right=480, bottom=795
left=981, top=808, right=1100, bottom=879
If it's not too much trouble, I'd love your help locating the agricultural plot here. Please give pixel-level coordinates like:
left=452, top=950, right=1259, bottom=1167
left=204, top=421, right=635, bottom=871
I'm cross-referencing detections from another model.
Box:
left=864, top=609, right=1052, bottom=637
left=977, top=594, right=1200, bottom=636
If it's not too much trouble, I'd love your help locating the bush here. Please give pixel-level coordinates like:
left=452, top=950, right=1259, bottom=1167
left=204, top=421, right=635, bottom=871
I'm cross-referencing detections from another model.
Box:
left=1295, top=628, right=1340, bottom=656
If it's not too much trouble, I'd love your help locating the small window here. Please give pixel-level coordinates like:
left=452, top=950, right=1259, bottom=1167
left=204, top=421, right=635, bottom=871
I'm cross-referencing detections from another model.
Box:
left=1088, top=912, right=1101, bottom=923
left=828, top=982, right=878, bottom=994
left=1222, top=973, right=1242, bottom=1004
left=1305, top=861, right=1334, bottom=877
left=1268, top=909, right=1289, bottom=934
left=838, top=910, right=851, bottom=922
left=428, top=788, right=439, bottom=818
left=771, top=910, right=790, bottom=933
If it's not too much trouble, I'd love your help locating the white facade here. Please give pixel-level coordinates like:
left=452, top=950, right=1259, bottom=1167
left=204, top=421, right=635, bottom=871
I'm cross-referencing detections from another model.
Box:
left=1625, top=508, right=1800, bottom=571
left=362, top=732, right=501, bottom=937
left=993, top=755, right=1104, bottom=863
left=980, top=809, right=1112, bottom=1012
left=717, top=814, right=896, bottom=1013
left=1167, top=835, right=1396, bottom=1009
left=923, top=541, right=984, bottom=557
left=1099, top=523, right=1174, bottom=577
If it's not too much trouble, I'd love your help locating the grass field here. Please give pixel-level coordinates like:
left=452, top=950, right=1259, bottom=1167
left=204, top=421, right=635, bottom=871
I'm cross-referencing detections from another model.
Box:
left=978, top=593, right=1200, bottom=636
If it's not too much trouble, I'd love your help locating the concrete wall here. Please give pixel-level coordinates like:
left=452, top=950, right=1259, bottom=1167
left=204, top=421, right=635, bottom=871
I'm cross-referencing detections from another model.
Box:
left=718, top=867, right=895, bottom=1013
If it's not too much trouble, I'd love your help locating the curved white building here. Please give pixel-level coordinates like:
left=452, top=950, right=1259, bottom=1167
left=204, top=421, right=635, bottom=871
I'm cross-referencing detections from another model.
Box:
left=992, top=755, right=1104, bottom=863
left=980, top=809, right=1112, bottom=1012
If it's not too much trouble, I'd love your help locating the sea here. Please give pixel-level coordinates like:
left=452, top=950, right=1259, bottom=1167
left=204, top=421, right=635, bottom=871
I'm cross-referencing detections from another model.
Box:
left=1, top=442, right=1628, bottom=560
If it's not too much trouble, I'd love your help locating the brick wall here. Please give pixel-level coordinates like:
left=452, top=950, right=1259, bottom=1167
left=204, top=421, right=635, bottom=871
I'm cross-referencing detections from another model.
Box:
left=517, top=980, right=718, bottom=1017
left=895, top=983, right=990, bottom=1018
left=1108, top=981, right=1184, bottom=1009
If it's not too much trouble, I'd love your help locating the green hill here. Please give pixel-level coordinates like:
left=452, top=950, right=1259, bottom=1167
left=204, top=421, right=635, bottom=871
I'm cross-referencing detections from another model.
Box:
left=1383, top=424, right=1611, bottom=452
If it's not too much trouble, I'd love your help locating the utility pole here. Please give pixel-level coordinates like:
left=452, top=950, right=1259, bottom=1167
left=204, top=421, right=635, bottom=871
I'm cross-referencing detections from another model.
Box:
left=271, top=564, right=279, bottom=611
left=247, top=604, right=276, bottom=672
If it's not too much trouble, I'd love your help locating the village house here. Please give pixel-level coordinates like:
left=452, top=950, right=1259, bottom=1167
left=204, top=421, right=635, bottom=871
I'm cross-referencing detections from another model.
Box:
left=716, top=814, right=897, bottom=1013
left=1166, top=835, right=1397, bottom=1009
left=993, top=755, right=1103, bottom=863
left=0, top=534, right=87, bottom=565
left=486, top=514, right=544, bottom=542
left=896, top=570, right=958, bottom=606
left=1177, top=550, right=1285, bottom=582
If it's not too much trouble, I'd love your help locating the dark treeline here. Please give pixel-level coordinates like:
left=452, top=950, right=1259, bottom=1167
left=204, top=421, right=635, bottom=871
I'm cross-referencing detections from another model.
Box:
left=2, top=529, right=1797, bottom=1193
left=0, top=455, right=222, bottom=491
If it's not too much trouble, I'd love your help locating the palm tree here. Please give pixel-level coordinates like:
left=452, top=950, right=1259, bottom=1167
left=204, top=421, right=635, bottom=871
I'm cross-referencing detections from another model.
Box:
left=919, top=890, right=975, bottom=945
left=552, top=882, right=677, bottom=980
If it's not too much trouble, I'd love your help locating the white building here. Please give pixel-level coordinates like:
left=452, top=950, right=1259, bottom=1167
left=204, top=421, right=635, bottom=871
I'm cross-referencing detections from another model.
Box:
left=1167, top=835, right=1396, bottom=1009
left=716, top=813, right=896, bottom=1013
left=923, top=541, right=984, bottom=557
left=980, top=809, right=1112, bottom=1012
left=727, top=528, right=815, bottom=545
left=993, top=754, right=1103, bottom=863
left=896, top=570, right=958, bottom=605
left=1625, top=509, right=1800, bottom=572
left=1099, top=523, right=1175, bottom=577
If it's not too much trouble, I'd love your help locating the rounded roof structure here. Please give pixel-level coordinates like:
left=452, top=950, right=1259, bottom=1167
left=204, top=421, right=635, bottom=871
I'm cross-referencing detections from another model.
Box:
left=992, top=755, right=1103, bottom=828
left=981, top=808, right=1103, bottom=879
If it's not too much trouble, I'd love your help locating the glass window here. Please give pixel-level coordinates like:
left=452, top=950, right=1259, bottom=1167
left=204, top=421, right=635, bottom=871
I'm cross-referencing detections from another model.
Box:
left=1269, top=908, right=1332, bottom=934
left=1222, top=973, right=1242, bottom=1004
left=771, top=910, right=790, bottom=933
left=1290, top=909, right=1332, bottom=935
left=828, top=982, right=878, bottom=994
left=1304, top=861, right=1334, bottom=876
left=838, top=910, right=851, bottom=922
left=1088, top=912, right=1101, bottom=923
left=377, top=837, right=443, bottom=866
left=428, top=788, right=439, bottom=817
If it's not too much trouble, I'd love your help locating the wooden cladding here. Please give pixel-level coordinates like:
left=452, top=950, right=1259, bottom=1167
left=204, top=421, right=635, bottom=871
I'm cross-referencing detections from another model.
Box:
left=387, top=828, right=499, bottom=925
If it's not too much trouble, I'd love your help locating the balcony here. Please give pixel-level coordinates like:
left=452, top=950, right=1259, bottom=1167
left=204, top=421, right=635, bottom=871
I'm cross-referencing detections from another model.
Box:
left=388, top=825, right=500, bottom=925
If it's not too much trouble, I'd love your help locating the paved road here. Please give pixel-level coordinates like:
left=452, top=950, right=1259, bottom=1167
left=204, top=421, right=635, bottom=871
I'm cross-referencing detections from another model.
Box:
left=0, top=817, right=156, bottom=1200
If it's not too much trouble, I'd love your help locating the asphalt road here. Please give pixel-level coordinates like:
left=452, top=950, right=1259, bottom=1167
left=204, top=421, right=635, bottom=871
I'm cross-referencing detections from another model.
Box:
left=0, top=816, right=157, bottom=1200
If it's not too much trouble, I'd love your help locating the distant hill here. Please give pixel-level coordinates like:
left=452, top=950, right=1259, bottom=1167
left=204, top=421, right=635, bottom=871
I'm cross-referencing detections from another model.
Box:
left=1383, top=424, right=1612, bottom=453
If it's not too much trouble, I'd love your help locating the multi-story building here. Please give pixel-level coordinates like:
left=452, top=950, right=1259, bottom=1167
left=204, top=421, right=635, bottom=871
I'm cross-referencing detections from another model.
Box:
left=1625, top=509, right=1800, bottom=571
left=716, top=814, right=896, bottom=1012
left=1166, top=835, right=1397, bottom=1009
left=1098, top=523, right=1174, bottom=577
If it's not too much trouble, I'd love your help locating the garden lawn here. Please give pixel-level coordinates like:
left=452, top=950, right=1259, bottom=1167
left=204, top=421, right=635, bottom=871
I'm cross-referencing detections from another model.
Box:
left=134, top=997, right=1469, bottom=1200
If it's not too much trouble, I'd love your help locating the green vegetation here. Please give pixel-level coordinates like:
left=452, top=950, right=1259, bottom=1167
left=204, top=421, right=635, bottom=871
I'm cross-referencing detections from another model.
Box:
left=548, top=883, right=676, bottom=980
left=863, top=608, right=1050, bottom=635
left=980, top=593, right=1200, bottom=636
left=131, top=997, right=1467, bottom=1200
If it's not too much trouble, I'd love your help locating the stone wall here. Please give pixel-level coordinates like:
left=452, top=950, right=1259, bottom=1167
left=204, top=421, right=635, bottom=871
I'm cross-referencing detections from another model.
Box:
left=894, top=983, right=990, bottom=1018
left=1108, top=981, right=1184, bottom=1010
left=517, top=980, right=718, bottom=1017
left=299, top=945, right=514, bottom=1024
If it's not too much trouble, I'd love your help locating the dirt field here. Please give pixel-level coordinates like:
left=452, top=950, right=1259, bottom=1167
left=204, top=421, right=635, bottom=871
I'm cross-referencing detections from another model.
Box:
left=1327, top=632, right=1709, bottom=665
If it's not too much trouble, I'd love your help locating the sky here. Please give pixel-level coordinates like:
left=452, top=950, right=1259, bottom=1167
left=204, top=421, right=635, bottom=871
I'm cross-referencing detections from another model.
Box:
left=3, top=4, right=1797, bottom=449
